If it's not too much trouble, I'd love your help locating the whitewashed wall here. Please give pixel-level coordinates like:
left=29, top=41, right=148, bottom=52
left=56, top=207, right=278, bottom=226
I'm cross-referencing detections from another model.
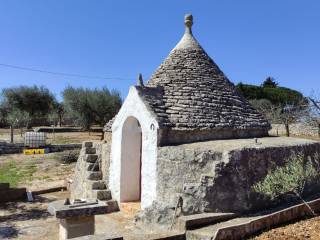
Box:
left=109, top=86, right=159, bottom=209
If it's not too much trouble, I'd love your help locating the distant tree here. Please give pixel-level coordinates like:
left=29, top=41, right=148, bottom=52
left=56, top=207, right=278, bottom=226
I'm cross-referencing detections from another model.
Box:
left=237, top=79, right=308, bottom=136
left=278, top=101, right=308, bottom=137
left=62, top=86, right=121, bottom=131
left=0, top=102, right=8, bottom=127
left=237, top=83, right=305, bottom=107
left=262, top=77, right=278, bottom=88
left=1, top=85, right=57, bottom=125
left=6, top=108, right=31, bottom=138
left=52, top=102, right=65, bottom=127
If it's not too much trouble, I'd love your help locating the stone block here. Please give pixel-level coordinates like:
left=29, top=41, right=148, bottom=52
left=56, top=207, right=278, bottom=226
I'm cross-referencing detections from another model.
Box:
left=91, top=190, right=111, bottom=201
left=90, top=181, right=106, bottom=190
left=87, top=171, right=102, bottom=181
left=85, top=154, right=98, bottom=163
left=83, top=142, right=93, bottom=148
left=48, top=200, right=108, bottom=219
left=86, top=148, right=96, bottom=154
left=59, top=216, right=95, bottom=240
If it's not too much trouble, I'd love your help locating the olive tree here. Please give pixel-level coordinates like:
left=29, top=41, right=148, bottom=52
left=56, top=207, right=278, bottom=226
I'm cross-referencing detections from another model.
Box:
left=62, top=86, right=121, bottom=131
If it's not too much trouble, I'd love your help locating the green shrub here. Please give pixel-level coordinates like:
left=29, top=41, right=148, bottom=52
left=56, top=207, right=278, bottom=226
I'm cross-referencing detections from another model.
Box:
left=253, top=153, right=320, bottom=200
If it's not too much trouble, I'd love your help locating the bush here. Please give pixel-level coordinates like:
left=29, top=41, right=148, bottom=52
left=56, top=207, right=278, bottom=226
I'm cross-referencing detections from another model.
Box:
left=253, top=153, right=320, bottom=200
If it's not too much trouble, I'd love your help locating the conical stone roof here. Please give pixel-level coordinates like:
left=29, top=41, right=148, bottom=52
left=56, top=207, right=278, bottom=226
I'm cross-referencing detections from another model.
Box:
left=138, top=14, right=270, bottom=132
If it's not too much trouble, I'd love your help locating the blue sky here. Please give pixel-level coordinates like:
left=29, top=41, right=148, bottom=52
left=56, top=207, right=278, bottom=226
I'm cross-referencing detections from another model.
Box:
left=0, top=1, right=319, bottom=101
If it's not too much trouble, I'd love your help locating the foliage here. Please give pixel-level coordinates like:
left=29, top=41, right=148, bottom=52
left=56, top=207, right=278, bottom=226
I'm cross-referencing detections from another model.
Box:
left=0, top=102, right=8, bottom=126
left=253, top=153, right=320, bottom=200
left=237, top=82, right=306, bottom=107
left=237, top=78, right=308, bottom=136
left=6, top=108, right=31, bottom=128
left=0, top=161, right=37, bottom=187
left=262, top=76, right=278, bottom=88
left=63, top=86, right=121, bottom=129
left=1, top=85, right=57, bottom=128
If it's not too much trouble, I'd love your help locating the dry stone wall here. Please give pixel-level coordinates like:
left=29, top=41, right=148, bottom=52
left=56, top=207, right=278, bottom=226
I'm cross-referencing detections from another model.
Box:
left=137, top=137, right=320, bottom=227
left=270, top=123, right=320, bottom=137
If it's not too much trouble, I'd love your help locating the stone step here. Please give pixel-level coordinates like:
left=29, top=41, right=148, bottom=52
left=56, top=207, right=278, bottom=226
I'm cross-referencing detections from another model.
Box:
left=89, top=181, right=106, bottom=190
left=91, top=190, right=112, bottom=201
left=85, top=147, right=96, bottom=154
left=85, top=154, right=98, bottom=163
left=106, top=199, right=120, bottom=213
left=176, top=212, right=237, bottom=231
left=86, top=162, right=100, bottom=171
left=87, top=171, right=102, bottom=180
left=83, top=141, right=93, bottom=148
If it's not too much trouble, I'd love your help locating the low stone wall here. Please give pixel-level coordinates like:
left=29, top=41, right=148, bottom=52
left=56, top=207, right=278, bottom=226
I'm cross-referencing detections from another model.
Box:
left=0, top=141, right=24, bottom=154
left=270, top=123, right=320, bottom=137
left=214, top=198, right=320, bottom=240
left=0, top=141, right=81, bottom=154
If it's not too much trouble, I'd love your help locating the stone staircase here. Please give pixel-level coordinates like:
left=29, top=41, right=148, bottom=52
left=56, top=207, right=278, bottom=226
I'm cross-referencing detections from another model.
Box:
left=71, top=141, right=119, bottom=213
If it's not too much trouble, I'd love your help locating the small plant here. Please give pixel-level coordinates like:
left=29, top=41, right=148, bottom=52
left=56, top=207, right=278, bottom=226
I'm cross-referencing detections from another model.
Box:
left=253, top=153, right=320, bottom=215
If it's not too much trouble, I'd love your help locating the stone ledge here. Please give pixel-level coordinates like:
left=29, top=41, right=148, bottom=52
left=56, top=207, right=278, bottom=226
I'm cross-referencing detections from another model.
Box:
left=176, top=212, right=237, bottom=231
left=48, top=200, right=108, bottom=219
left=187, top=197, right=320, bottom=240
left=72, top=235, right=123, bottom=240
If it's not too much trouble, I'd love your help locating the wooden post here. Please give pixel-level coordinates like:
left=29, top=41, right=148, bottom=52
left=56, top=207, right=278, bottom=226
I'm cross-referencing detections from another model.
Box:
left=10, top=125, right=14, bottom=143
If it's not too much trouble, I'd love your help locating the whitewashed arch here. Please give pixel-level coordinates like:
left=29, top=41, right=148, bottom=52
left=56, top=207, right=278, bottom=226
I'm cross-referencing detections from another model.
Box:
left=109, top=86, right=159, bottom=209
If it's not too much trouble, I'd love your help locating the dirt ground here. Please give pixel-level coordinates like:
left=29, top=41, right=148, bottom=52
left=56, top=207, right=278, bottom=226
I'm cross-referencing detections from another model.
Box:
left=0, top=192, right=156, bottom=240
left=0, top=152, right=76, bottom=191
left=253, top=216, right=320, bottom=240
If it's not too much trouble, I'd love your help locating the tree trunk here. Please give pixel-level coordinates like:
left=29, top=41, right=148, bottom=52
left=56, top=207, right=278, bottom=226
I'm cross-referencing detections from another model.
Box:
left=59, top=114, right=62, bottom=127
left=10, top=125, right=14, bottom=143
left=318, top=123, right=320, bottom=138
left=101, top=128, right=104, bottom=141
left=285, top=122, right=290, bottom=137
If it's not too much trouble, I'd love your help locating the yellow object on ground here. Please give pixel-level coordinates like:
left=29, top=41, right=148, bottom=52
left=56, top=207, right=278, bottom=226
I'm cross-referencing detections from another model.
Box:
left=23, top=148, right=46, bottom=155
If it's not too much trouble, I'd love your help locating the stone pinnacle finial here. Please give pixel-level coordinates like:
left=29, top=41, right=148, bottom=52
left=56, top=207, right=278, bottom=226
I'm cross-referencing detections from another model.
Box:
left=138, top=73, right=144, bottom=87
left=184, top=14, right=193, bottom=34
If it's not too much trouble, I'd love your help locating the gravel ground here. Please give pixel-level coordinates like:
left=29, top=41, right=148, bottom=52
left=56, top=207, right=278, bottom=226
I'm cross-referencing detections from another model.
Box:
left=253, top=216, right=320, bottom=240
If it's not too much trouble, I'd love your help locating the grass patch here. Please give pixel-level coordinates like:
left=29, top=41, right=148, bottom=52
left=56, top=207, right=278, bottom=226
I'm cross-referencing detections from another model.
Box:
left=0, top=161, right=37, bottom=187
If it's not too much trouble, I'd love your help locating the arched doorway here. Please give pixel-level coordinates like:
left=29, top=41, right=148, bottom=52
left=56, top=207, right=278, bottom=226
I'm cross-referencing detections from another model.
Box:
left=120, top=116, right=142, bottom=202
